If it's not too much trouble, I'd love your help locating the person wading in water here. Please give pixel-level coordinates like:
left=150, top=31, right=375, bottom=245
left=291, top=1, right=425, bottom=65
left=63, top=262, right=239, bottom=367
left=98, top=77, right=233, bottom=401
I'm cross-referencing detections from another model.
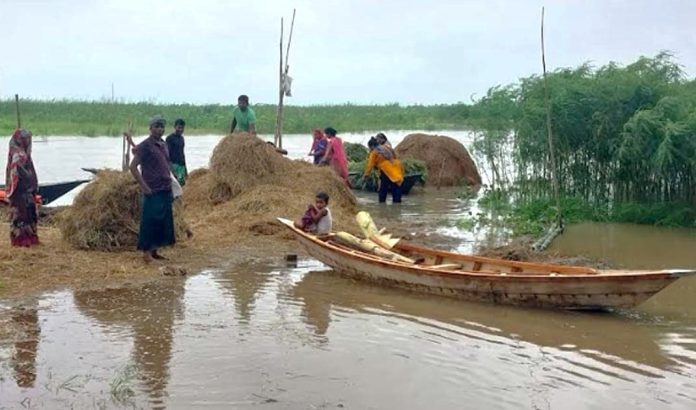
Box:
left=128, top=116, right=176, bottom=263
left=364, top=133, right=404, bottom=203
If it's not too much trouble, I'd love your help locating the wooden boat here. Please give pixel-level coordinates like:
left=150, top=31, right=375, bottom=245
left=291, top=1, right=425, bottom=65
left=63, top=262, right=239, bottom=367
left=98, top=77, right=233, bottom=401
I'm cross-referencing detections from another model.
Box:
left=0, top=179, right=89, bottom=205
left=277, top=217, right=696, bottom=310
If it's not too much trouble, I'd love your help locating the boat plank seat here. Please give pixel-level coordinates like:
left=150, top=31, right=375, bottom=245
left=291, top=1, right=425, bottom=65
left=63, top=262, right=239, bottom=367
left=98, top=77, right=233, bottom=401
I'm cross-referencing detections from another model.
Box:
left=395, top=241, right=600, bottom=275
left=429, top=263, right=462, bottom=270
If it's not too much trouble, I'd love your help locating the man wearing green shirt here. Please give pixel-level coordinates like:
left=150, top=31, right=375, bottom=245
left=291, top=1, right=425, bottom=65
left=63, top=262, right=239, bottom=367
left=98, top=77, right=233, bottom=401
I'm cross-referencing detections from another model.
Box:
left=230, top=94, right=257, bottom=135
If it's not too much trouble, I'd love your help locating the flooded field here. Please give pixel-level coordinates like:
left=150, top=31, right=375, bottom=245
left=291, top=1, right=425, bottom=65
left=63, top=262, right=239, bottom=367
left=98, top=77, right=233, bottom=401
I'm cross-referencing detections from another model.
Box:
left=1, top=131, right=696, bottom=408
left=2, top=252, right=696, bottom=408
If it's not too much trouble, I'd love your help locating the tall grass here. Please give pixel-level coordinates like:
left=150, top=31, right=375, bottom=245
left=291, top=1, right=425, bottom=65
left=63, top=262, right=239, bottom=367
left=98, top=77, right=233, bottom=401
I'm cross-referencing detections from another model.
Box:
left=0, top=99, right=472, bottom=136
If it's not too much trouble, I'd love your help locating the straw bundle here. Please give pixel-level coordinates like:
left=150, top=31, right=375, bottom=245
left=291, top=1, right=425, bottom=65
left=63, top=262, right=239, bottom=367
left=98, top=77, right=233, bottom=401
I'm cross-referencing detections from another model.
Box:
left=59, top=170, right=188, bottom=250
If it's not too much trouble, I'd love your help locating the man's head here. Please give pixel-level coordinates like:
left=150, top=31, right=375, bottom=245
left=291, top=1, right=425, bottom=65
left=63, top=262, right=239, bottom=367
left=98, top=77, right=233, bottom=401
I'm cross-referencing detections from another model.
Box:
left=324, top=127, right=337, bottom=138
left=149, top=116, right=166, bottom=138
left=315, top=192, right=330, bottom=209
left=238, top=95, right=250, bottom=111
left=174, top=118, right=186, bottom=136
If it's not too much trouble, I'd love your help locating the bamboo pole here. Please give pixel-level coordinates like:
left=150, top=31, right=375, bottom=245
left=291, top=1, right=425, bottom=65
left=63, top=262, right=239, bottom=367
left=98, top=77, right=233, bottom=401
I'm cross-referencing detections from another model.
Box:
left=274, top=17, right=284, bottom=148
left=274, top=9, right=296, bottom=150
left=14, top=94, right=21, bottom=128
left=540, top=7, right=562, bottom=228
left=122, top=119, right=133, bottom=171
left=284, top=9, right=296, bottom=72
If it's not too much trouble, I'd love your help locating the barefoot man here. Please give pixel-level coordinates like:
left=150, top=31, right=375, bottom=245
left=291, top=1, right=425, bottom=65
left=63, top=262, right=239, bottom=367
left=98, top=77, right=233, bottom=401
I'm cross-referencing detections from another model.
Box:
left=129, top=115, right=175, bottom=263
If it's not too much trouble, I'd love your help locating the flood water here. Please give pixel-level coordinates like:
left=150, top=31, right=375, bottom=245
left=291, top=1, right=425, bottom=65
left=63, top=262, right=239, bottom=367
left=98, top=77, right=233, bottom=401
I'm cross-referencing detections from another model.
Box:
left=1, top=132, right=696, bottom=408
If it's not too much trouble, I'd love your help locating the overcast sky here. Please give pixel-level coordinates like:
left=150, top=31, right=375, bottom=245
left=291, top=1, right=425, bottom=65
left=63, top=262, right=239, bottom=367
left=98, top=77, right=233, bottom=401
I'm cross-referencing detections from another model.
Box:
left=1, top=0, right=695, bottom=105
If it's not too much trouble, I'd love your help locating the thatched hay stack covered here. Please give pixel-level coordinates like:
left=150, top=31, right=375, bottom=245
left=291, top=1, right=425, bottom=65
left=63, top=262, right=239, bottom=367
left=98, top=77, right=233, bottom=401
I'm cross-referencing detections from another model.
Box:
left=395, top=133, right=481, bottom=187
left=59, top=170, right=189, bottom=250
left=184, top=133, right=357, bottom=237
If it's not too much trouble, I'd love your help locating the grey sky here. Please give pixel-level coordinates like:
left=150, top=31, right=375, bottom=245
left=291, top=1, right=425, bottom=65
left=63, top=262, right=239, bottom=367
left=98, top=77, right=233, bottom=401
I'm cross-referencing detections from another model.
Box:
left=2, top=0, right=695, bottom=105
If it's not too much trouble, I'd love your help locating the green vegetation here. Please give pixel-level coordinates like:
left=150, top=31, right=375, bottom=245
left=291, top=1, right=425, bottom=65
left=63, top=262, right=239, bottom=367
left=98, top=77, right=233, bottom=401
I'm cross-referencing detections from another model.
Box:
left=469, top=52, right=696, bottom=229
left=109, top=364, right=137, bottom=404
left=348, top=159, right=427, bottom=190
left=0, top=99, right=472, bottom=136
left=344, top=142, right=369, bottom=162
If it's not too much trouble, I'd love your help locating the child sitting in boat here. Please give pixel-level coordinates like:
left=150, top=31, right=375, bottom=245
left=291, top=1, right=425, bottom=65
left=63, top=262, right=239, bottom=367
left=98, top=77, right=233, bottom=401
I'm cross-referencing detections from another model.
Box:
left=294, top=192, right=332, bottom=234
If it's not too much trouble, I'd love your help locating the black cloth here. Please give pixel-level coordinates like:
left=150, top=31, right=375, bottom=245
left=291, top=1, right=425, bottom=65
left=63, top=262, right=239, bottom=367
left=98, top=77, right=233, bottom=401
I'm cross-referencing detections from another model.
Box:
left=136, top=136, right=172, bottom=193
left=166, top=133, right=186, bottom=166
left=378, top=171, right=402, bottom=203
left=137, top=190, right=175, bottom=251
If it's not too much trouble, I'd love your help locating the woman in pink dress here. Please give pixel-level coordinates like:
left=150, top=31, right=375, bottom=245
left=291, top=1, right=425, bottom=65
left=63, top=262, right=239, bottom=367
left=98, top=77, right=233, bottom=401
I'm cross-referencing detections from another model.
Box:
left=320, top=127, right=350, bottom=186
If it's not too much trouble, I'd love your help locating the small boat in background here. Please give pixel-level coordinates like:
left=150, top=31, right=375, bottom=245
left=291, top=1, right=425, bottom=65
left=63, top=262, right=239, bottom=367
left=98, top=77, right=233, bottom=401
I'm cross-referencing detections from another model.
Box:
left=277, top=217, right=696, bottom=310
left=0, top=179, right=90, bottom=205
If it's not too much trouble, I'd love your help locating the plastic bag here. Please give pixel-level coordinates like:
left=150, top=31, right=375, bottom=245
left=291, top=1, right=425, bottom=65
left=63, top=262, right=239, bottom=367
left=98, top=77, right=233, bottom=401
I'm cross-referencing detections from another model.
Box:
left=282, top=74, right=293, bottom=97
left=171, top=173, right=183, bottom=198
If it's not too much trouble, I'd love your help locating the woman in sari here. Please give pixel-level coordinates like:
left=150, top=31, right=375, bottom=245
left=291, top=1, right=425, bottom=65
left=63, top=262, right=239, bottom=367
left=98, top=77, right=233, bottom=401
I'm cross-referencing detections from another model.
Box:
left=364, top=133, right=404, bottom=203
left=308, top=129, right=328, bottom=165
left=5, top=129, right=39, bottom=247
left=320, top=127, right=350, bottom=186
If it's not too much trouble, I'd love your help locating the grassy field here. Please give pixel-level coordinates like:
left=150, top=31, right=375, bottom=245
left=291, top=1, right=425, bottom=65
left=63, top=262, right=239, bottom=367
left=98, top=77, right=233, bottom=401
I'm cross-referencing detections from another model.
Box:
left=0, top=99, right=472, bottom=136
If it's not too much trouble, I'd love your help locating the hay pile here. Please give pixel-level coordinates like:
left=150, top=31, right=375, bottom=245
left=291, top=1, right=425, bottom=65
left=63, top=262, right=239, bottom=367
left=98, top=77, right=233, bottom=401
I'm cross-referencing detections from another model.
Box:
left=395, top=133, right=481, bottom=187
left=183, top=133, right=357, bottom=238
left=58, top=170, right=189, bottom=250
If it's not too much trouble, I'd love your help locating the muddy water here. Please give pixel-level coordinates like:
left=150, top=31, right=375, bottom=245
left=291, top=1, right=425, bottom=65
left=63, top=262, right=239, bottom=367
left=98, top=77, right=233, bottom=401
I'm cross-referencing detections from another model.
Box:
left=1, top=254, right=696, bottom=409
left=1, top=132, right=696, bottom=408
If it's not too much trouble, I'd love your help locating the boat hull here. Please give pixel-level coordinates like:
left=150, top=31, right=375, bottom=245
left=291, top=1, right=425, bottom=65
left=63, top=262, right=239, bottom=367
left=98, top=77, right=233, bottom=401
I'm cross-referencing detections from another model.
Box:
left=291, top=231, right=679, bottom=310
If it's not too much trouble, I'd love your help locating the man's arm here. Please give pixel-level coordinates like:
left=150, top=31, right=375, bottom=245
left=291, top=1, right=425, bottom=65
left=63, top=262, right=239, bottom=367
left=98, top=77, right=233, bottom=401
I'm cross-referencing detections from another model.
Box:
left=230, top=118, right=237, bottom=133
left=363, top=151, right=378, bottom=178
left=248, top=122, right=257, bottom=136
left=129, top=153, right=152, bottom=195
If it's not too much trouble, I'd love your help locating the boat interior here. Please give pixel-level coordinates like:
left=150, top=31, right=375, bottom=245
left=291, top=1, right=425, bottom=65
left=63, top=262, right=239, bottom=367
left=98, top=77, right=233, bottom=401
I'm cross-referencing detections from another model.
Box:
left=315, top=232, right=601, bottom=276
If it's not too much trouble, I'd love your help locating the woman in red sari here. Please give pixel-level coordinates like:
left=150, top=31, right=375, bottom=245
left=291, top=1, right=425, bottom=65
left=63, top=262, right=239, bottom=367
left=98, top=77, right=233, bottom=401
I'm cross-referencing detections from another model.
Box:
left=5, top=129, right=39, bottom=247
left=320, top=127, right=350, bottom=186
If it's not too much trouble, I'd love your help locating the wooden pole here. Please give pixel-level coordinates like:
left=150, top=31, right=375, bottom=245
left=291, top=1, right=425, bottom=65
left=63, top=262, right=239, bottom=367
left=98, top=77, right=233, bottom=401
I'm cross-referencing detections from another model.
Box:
left=284, top=9, right=296, bottom=72
left=274, top=9, right=296, bottom=150
left=274, top=18, right=284, bottom=148
left=541, top=7, right=562, bottom=227
left=14, top=94, right=21, bottom=128
left=122, top=119, right=133, bottom=171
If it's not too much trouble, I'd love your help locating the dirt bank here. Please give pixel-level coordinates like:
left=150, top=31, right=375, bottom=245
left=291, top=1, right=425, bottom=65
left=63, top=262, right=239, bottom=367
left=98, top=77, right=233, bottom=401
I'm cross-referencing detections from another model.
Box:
left=0, top=134, right=357, bottom=300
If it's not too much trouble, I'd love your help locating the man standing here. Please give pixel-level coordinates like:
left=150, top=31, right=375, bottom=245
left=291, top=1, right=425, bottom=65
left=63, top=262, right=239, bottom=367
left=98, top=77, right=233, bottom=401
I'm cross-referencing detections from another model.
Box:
left=129, top=116, right=175, bottom=263
left=229, top=94, right=257, bottom=135
left=166, top=118, right=187, bottom=186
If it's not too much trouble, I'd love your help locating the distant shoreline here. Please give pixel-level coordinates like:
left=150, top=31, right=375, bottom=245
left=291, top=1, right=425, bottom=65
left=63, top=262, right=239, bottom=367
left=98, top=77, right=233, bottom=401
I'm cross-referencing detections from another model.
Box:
left=0, top=100, right=472, bottom=137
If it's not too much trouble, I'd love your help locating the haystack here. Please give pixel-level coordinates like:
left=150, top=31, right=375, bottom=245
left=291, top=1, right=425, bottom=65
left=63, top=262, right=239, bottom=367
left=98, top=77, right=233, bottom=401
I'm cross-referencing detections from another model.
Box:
left=59, top=170, right=189, bottom=250
left=183, top=133, right=357, bottom=237
left=395, top=133, right=481, bottom=187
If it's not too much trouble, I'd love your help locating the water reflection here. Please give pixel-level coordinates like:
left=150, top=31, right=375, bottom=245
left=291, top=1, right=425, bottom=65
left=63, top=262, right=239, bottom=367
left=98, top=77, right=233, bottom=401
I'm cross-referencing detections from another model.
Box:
left=10, top=303, right=40, bottom=388
left=73, top=281, right=185, bottom=408
left=215, top=262, right=275, bottom=324
left=290, top=270, right=674, bottom=371
left=1, top=262, right=695, bottom=408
